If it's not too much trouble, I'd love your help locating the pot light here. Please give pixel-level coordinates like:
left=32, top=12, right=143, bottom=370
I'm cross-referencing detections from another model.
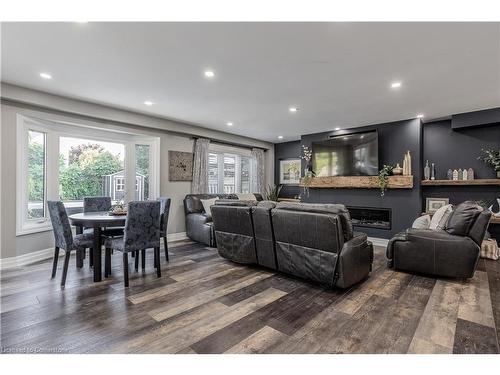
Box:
left=204, top=70, right=215, bottom=78
left=416, top=114, right=424, bottom=119
left=39, top=72, right=52, bottom=80
left=289, top=107, right=298, bottom=113
left=144, top=101, right=154, bottom=106
left=278, top=136, right=284, bottom=139
left=391, top=81, right=402, bottom=89
left=334, top=127, right=340, bottom=131
left=226, top=122, right=233, bottom=127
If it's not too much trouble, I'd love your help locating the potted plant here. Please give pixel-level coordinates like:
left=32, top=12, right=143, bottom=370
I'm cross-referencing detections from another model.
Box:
left=378, top=164, right=394, bottom=197
left=478, top=148, right=500, bottom=178
left=264, top=184, right=283, bottom=202
left=301, top=145, right=315, bottom=197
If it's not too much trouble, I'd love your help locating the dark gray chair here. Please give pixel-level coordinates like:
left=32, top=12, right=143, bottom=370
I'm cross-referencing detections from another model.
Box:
left=158, top=197, right=171, bottom=262
left=387, top=201, right=492, bottom=278
left=47, top=201, right=94, bottom=287
left=103, top=201, right=162, bottom=287
left=82, top=196, right=124, bottom=266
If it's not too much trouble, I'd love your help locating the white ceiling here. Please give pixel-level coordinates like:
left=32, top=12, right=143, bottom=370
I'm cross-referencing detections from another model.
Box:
left=1, top=22, right=499, bottom=143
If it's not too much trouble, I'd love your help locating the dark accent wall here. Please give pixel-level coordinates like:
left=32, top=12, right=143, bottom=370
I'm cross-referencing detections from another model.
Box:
left=275, top=140, right=301, bottom=199
left=273, top=107, right=500, bottom=240
left=300, top=119, right=423, bottom=239
left=423, top=119, right=500, bottom=212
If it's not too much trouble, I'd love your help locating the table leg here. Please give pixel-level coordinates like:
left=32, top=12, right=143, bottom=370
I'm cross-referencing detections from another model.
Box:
left=93, top=225, right=102, bottom=282
left=76, top=226, right=84, bottom=268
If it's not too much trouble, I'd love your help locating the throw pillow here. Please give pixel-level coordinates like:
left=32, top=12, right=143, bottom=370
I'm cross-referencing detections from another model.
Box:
left=200, top=197, right=219, bottom=219
left=236, top=193, right=257, bottom=201
left=445, top=201, right=482, bottom=236
left=429, top=204, right=453, bottom=230
left=412, top=214, right=431, bottom=229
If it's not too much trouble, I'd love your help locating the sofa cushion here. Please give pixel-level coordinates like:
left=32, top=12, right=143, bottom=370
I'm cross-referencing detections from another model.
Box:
left=201, top=197, right=219, bottom=219
left=429, top=204, right=453, bottom=230
left=412, top=214, right=431, bottom=229
left=236, top=193, right=257, bottom=201
left=215, top=199, right=257, bottom=207
left=275, top=202, right=353, bottom=241
left=445, top=201, right=483, bottom=237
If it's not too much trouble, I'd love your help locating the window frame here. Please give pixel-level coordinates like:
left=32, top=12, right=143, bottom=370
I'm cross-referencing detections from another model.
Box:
left=207, top=144, right=255, bottom=195
left=16, top=114, right=160, bottom=236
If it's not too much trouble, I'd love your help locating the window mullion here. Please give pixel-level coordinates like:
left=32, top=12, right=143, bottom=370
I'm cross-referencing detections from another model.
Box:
left=124, top=142, right=136, bottom=203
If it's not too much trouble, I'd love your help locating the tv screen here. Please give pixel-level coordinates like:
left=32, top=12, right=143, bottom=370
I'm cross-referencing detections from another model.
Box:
left=312, top=131, right=379, bottom=176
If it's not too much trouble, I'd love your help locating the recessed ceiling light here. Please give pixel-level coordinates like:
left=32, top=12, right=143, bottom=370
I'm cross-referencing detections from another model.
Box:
left=226, top=122, right=233, bottom=127
left=391, top=81, right=402, bottom=89
left=416, top=114, right=424, bottom=119
left=278, top=136, right=284, bottom=139
left=289, top=107, right=298, bottom=113
left=204, top=70, right=215, bottom=78
left=39, top=72, right=52, bottom=79
left=334, top=127, right=340, bottom=131
left=144, top=101, right=154, bottom=106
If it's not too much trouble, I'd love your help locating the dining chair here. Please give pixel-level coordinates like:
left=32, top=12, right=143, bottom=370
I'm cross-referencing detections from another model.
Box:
left=103, top=201, right=162, bottom=287
left=47, top=201, right=94, bottom=287
left=158, top=197, right=171, bottom=262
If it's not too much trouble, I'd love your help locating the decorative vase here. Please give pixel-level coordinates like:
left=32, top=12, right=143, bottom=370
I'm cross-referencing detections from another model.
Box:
left=393, top=163, right=403, bottom=175
left=430, top=163, right=436, bottom=180
left=424, top=160, right=430, bottom=180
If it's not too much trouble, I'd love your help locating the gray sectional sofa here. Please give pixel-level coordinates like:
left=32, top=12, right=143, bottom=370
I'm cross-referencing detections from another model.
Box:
left=210, top=200, right=374, bottom=289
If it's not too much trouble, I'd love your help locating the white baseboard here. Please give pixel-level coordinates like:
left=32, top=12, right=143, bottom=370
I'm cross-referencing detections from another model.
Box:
left=0, top=231, right=188, bottom=270
left=368, top=236, right=389, bottom=247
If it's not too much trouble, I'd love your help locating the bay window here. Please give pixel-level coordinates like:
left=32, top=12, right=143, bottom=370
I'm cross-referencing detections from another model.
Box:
left=16, top=115, right=160, bottom=235
left=207, top=144, right=255, bottom=194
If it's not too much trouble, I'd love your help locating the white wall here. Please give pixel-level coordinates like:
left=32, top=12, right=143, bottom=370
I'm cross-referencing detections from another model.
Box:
left=0, top=83, right=275, bottom=260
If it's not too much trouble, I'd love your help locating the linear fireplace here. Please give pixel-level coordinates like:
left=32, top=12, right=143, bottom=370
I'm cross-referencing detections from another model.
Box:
left=347, top=206, right=392, bottom=230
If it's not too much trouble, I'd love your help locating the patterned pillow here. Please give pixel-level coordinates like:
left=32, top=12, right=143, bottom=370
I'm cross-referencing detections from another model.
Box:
left=412, top=214, right=431, bottom=229
left=200, top=197, right=219, bottom=219
left=429, top=204, right=453, bottom=230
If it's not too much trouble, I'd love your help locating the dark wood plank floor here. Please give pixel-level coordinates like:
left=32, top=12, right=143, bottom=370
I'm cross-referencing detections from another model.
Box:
left=1, top=241, right=499, bottom=354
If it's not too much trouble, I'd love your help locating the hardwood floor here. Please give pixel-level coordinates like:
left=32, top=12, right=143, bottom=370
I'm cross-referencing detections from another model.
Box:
left=1, top=241, right=499, bottom=354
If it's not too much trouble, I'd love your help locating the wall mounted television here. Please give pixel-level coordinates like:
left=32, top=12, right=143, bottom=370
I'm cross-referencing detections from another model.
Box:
left=312, top=130, right=379, bottom=176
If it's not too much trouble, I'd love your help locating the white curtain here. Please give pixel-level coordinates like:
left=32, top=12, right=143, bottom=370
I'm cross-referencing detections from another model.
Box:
left=251, top=148, right=265, bottom=195
left=192, top=138, right=210, bottom=193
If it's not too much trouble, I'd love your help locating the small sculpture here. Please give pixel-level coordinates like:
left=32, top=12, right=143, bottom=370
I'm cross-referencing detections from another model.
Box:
left=462, top=168, right=468, bottom=180
left=447, top=169, right=453, bottom=180
left=458, top=168, right=463, bottom=180
left=453, top=169, right=459, bottom=180
left=467, top=168, right=474, bottom=180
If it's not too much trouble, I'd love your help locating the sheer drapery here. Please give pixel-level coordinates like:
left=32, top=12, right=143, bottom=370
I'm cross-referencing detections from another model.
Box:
left=251, top=148, right=265, bottom=196
left=192, top=138, right=210, bottom=193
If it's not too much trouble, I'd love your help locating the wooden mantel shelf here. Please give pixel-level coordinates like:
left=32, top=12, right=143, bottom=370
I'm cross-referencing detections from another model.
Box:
left=421, top=179, right=500, bottom=186
left=299, top=175, right=413, bottom=189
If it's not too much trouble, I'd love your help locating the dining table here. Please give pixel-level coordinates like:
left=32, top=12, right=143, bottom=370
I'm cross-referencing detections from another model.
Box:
left=68, top=211, right=126, bottom=282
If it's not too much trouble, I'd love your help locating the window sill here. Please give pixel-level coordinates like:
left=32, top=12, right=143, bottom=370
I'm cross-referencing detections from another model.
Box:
left=16, top=224, right=52, bottom=237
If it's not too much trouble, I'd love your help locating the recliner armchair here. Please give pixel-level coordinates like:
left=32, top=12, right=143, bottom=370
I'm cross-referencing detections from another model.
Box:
left=386, top=201, right=492, bottom=278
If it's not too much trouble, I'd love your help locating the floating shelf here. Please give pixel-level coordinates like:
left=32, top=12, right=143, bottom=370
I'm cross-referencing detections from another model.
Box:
left=299, top=175, right=413, bottom=189
left=421, top=179, right=500, bottom=186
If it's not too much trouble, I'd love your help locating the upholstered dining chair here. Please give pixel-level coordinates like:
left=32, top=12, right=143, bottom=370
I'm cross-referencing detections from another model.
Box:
left=48, top=201, right=94, bottom=287
left=103, top=201, right=162, bottom=287
left=158, top=197, right=171, bottom=262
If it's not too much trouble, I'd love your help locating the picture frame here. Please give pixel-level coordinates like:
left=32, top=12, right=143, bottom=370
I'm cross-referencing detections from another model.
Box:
left=425, top=197, right=450, bottom=214
left=279, top=158, right=301, bottom=185
left=168, top=151, right=193, bottom=181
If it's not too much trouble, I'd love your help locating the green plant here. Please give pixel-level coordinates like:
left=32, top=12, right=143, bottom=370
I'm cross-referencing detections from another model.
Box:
left=378, top=164, right=394, bottom=197
left=478, top=148, right=500, bottom=172
left=264, top=184, right=283, bottom=202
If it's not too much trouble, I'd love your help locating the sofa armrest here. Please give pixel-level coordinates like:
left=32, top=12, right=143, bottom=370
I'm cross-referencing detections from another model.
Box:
left=336, top=232, right=372, bottom=288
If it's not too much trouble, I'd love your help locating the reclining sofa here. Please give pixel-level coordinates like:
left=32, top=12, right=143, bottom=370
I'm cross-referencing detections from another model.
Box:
left=183, top=193, right=263, bottom=246
left=210, top=201, right=374, bottom=289
left=386, top=201, right=491, bottom=278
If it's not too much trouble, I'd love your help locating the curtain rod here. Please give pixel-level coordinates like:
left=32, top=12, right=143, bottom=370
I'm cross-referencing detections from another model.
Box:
left=191, top=137, right=267, bottom=151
